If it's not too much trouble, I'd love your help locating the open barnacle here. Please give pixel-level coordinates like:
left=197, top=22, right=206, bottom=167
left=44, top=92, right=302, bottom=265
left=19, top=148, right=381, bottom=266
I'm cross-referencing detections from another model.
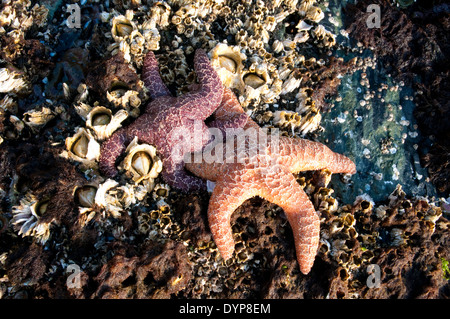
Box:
left=152, top=183, right=170, bottom=208
left=106, top=81, right=142, bottom=117
left=354, top=194, right=375, bottom=213
left=111, top=14, right=136, bottom=42
left=86, top=106, right=128, bottom=141
left=209, top=43, right=246, bottom=92
left=75, top=178, right=144, bottom=226
left=93, top=179, right=123, bottom=219
left=122, top=137, right=162, bottom=186
left=74, top=182, right=99, bottom=225
left=11, top=194, right=52, bottom=244
left=241, top=64, right=272, bottom=106
left=61, top=127, right=100, bottom=169
left=273, top=110, right=302, bottom=131
left=75, top=185, right=98, bottom=209
left=22, top=107, right=55, bottom=132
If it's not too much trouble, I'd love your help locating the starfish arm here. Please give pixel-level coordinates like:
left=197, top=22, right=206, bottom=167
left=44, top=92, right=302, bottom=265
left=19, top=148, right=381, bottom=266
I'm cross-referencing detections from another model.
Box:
left=177, top=49, right=224, bottom=120
left=161, top=157, right=206, bottom=192
left=258, top=165, right=320, bottom=274
left=214, top=87, right=246, bottom=119
left=142, top=51, right=172, bottom=99
left=277, top=137, right=356, bottom=175
left=208, top=113, right=249, bottom=136
left=99, top=127, right=131, bottom=177
left=207, top=169, right=259, bottom=260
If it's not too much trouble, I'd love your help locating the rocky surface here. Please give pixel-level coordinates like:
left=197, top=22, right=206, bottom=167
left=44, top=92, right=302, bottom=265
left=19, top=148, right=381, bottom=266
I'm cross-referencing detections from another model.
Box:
left=0, top=0, right=448, bottom=299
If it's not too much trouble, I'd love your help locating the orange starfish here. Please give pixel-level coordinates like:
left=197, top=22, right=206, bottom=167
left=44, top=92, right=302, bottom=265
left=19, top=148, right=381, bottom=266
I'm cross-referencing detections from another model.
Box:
left=185, top=88, right=356, bottom=274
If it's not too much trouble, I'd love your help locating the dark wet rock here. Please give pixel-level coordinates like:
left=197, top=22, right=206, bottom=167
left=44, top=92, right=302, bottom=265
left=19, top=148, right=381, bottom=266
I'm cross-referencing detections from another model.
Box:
left=86, top=52, right=141, bottom=95
left=45, top=48, right=89, bottom=99
left=6, top=243, right=49, bottom=286
left=177, top=194, right=213, bottom=243
left=93, top=240, right=192, bottom=298
left=343, top=0, right=450, bottom=194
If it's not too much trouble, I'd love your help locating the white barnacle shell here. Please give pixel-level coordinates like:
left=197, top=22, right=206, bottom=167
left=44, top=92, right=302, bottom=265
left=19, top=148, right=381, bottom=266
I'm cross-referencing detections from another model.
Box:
left=86, top=106, right=128, bottom=141
left=0, top=68, right=28, bottom=93
left=272, top=39, right=284, bottom=53
left=95, top=179, right=123, bottom=218
left=295, top=20, right=313, bottom=32
left=141, top=25, right=160, bottom=51
left=106, top=89, right=141, bottom=117
left=111, top=13, right=136, bottom=42
left=264, top=16, right=278, bottom=32
left=354, top=193, right=375, bottom=212
left=209, top=43, right=246, bottom=93
left=73, top=102, right=92, bottom=121
left=241, top=62, right=272, bottom=106
left=323, top=30, right=336, bottom=47
left=11, top=193, right=52, bottom=244
left=293, top=31, right=309, bottom=44
left=122, top=137, right=162, bottom=185
left=61, top=127, right=100, bottom=169
left=298, top=110, right=322, bottom=135
left=75, top=83, right=90, bottom=104
left=148, top=1, right=171, bottom=29
left=312, top=24, right=327, bottom=41
left=280, top=69, right=302, bottom=95
left=22, top=106, right=55, bottom=132
left=298, top=0, right=316, bottom=15
left=306, top=6, right=325, bottom=23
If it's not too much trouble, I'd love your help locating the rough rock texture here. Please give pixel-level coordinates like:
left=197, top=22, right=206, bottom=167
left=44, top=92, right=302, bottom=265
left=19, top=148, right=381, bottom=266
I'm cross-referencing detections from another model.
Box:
left=93, top=240, right=192, bottom=299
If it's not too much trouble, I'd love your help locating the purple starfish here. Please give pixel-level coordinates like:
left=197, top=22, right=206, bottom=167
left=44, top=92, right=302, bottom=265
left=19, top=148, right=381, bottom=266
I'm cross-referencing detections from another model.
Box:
left=99, top=49, right=225, bottom=191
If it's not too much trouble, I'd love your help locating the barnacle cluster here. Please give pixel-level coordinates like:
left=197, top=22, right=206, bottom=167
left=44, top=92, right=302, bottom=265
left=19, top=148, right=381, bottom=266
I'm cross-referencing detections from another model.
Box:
left=198, top=0, right=340, bottom=135
left=313, top=184, right=449, bottom=298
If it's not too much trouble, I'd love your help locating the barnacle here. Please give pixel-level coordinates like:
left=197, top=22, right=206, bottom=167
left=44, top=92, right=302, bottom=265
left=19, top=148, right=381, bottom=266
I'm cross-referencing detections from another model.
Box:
left=61, top=127, right=100, bottom=169
left=75, top=185, right=97, bottom=209
left=305, top=6, right=324, bottom=23
left=209, top=43, right=246, bottom=92
left=106, top=84, right=142, bottom=117
left=22, top=107, right=55, bottom=132
left=11, top=194, right=52, bottom=244
left=354, top=194, right=375, bottom=213
left=122, top=137, right=162, bottom=186
left=86, top=106, right=128, bottom=141
left=75, top=177, right=147, bottom=226
left=280, top=69, right=302, bottom=95
left=94, top=179, right=123, bottom=219
left=0, top=68, right=28, bottom=93
left=153, top=183, right=170, bottom=208
left=241, top=63, right=272, bottom=107
left=111, top=13, right=136, bottom=42
left=110, top=10, right=160, bottom=64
